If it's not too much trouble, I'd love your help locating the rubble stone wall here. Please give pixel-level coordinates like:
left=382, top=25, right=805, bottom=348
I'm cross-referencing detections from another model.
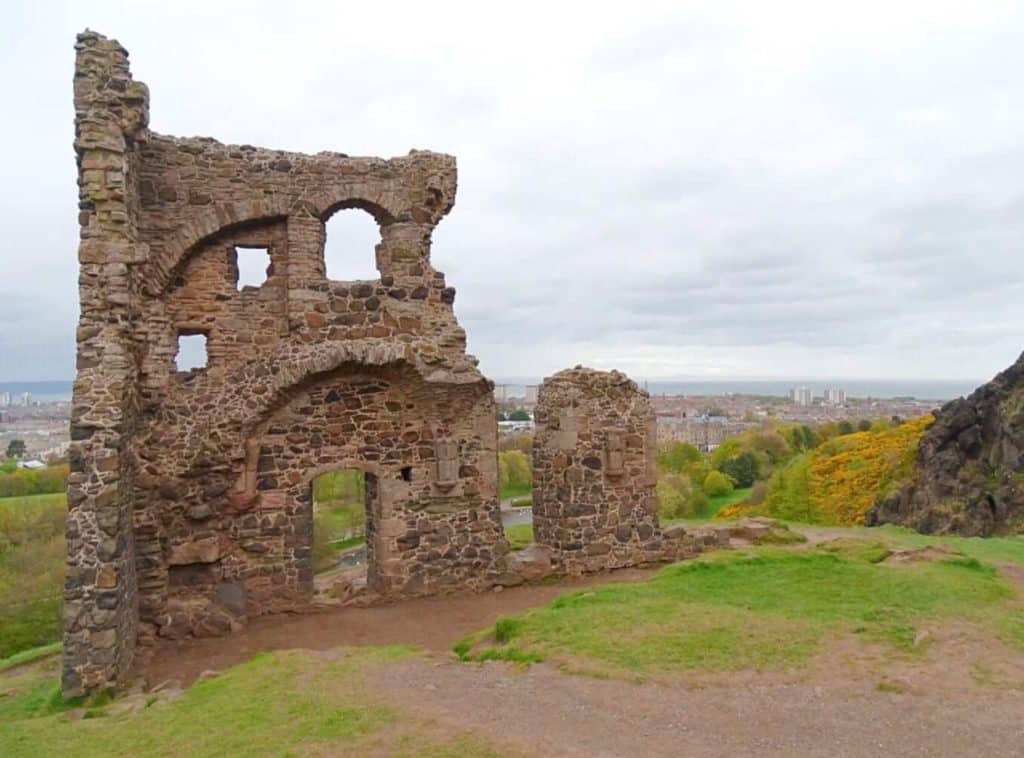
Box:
left=532, top=368, right=664, bottom=572
left=65, top=30, right=502, bottom=696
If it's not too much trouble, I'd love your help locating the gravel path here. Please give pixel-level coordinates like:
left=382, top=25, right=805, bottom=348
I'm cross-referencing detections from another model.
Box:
left=374, top=657, right=1024, bottom=757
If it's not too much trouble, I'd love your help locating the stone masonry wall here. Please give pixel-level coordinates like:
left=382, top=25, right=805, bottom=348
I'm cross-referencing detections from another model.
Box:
left=532, top=368, right=665, bottom=573
left=65, top=31, right=504, bottom=696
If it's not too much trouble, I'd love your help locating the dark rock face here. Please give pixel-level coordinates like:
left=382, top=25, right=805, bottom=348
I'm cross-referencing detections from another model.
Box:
left=868, top=351, right=1024, bottom=536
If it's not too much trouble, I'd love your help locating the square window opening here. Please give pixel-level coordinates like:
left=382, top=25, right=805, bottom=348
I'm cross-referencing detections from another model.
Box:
left=236, top=246, right=271, bottom=289
left=175, top=333, right=208, bottom=372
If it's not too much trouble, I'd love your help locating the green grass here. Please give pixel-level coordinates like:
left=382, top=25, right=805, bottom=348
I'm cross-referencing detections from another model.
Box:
left=328, top=535, right=366, bottom=552
left=462, top=541, right=1023, bottom=677
left=0, top=647, right=509, bottom=756
left=0, top=493, right=66, bottom=659
left=504, top=523, right=534, bottom=551
left=0, top=643, right=60, bottom=674
left=318, top=504, right=365, bottom=537
left=510, top=496, right=533, bottom=508
left=500, top=485, right=532, bottom=500
left=860, top=525, right=1024, bottom=567
left=705, top=487, right=752, bottom=518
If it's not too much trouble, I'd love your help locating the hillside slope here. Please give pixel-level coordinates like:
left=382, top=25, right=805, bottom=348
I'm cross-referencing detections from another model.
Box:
left=870, top=351, right=1024, bottom=535
left=722, top=415, right=932, bottom=525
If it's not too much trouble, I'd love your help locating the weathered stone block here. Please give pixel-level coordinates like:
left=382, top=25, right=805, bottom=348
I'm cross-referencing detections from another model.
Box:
left=168, top=537, right=221, bottom=565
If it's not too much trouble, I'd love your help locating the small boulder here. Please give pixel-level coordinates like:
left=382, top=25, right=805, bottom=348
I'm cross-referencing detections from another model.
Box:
left=662, top=524, right=688, bottom=540
left=505, top=543, right=554, bottom=581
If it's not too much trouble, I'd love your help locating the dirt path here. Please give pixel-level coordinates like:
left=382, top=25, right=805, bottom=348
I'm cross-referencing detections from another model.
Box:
left=145, top=567, right=656, bottom=687
left=143, top=534, right=1024, bottom=756
left=372, top=657, right=1024, bottom=757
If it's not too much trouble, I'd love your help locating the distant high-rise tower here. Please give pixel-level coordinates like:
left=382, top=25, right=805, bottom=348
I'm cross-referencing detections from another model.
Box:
left=823, top=387, right=846, bottom=405
left=789, top=386, right=812, bottom=406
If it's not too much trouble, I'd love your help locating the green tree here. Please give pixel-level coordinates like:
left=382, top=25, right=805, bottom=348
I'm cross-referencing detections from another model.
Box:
left=703, top=470, right=735, bottom=498
left=658, top=442, right=702, bottom=474
left=508, top=409, right=531, bottom=421
left=718, top=451, right=760, bottom=488
left=837, top=420, right=854, bottom=436
left=5, top=440, right=25, bottom=459
left=857, top=419, right=872, bottom=432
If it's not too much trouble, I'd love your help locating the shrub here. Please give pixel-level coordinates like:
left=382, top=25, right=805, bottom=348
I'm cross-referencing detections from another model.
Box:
left=735, top=415, right=934, bottom=526
left=657, top=442, right=702, bottom=474
left=0, top=465, right=70, bottom=499
left=703, top=470, right=734, bottom=498
left=312, top=469, right=364, bottom=506
left=718, top=451, right=760, bottom=488
left=747, top=481, right=768, bottom=505
left=657, top=474, right=710, bottom=519
left=0, top=494, right=68, bottom=658
left=499, top=450, right=532, bottom=495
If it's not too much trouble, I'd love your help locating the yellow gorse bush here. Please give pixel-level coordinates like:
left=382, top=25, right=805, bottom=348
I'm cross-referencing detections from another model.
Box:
left=808, top=414, right=933, bottom=525
left=718, top=415, right=933, bottom=525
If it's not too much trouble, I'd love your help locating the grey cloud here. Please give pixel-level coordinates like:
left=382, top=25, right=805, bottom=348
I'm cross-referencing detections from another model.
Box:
left=2, top=2, right=1024, bottom=381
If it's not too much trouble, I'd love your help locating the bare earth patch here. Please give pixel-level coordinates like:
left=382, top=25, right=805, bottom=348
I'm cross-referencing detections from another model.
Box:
left=145, top=568, right=657, bottom=688
left=371, top=653, right=1024, bottom=757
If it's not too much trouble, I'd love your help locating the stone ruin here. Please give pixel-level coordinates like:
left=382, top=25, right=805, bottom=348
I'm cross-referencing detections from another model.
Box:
left=64, top=31, right=712, bottom=696
left=532, top=368, right=665, bottom=572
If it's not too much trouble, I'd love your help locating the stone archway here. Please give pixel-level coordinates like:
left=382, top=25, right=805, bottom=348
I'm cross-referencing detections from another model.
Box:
left=236, top=361, right=504, bottom=611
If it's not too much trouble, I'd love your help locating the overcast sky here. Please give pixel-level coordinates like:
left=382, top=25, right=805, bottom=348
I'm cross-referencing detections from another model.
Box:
left=2, top=1, right=1023, bottom=382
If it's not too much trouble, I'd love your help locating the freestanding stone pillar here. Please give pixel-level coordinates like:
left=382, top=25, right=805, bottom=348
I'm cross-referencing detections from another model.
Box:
left=532, top=367, right=663, bottom=573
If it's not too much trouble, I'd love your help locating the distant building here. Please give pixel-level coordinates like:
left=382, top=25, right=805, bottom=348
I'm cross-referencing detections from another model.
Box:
left=0, top=392, right=10, bottom=406
left=524, top=385, right=539, bottom=407
left=498, top=419, right=534, bottom=435
left=823, top=387, right=846, bottom=405
left=18, top=392, right=31, bottom=407
left=493, top=384, right=509, bottom=403
left=789, top=386, right=812, bottom=406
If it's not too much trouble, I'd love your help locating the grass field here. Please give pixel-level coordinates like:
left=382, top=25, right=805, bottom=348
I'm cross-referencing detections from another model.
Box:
left=0, top=647, right=506, bottom=757
left=458, top=533, right=1024, bottom=677
left=0, top=493, right=66, bottom=659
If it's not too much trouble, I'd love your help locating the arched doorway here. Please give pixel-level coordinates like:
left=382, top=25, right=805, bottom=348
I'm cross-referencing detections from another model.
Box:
left=242, top=361, right=505, bottom=610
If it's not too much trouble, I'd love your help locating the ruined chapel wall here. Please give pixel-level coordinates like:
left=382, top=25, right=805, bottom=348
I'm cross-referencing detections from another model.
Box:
left=66, top=30, right=505, bottom=696
left=532, top=368, right=663, bottom=573
left=65, top=31, right=149, bottom=697
left=146, top=363, right=501, bottom=638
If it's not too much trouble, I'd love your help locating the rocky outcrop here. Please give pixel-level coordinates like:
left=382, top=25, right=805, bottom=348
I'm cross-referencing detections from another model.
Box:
left=868, top=351, right=1024, bottom=536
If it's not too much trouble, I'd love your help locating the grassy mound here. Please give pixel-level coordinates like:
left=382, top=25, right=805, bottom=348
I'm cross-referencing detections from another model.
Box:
left=458, top=537, right=1022, bottom=678
left=720, top=415, right=933, bottom=525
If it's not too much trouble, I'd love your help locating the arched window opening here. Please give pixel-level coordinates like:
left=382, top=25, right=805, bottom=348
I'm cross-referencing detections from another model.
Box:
left=175, top=332, right=208, bottom=372
left=312, top=468, right=369, bottom=573
left=324, top=209, right=381, bottom=281
left=235, top=246, right=270, bottom=289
